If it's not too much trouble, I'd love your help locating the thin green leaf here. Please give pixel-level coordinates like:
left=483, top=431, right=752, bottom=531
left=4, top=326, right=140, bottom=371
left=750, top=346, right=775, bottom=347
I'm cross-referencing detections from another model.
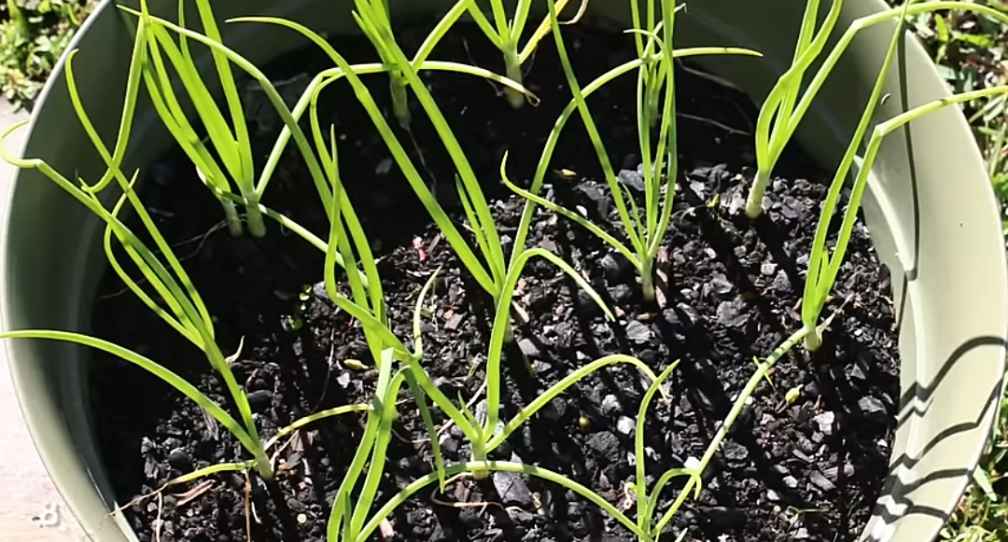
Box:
left=0, top=331, right=260, bottom=456
left=636, top=362, right=679, bottom=530
left=487, top=354, right=661, bottom=451
left=265, top=404, right=371, bottom=450
left=484, top=247, right=614, bottom=436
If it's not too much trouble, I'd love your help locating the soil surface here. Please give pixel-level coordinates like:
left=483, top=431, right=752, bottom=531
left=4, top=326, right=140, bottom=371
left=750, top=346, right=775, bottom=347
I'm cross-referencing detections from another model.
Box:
left=90, top=19, right=899, bottom=542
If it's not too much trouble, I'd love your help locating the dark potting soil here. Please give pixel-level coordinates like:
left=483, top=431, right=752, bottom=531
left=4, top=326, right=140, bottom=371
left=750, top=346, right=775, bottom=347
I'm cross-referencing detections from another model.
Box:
left=89, top=19, right=899, bottom=542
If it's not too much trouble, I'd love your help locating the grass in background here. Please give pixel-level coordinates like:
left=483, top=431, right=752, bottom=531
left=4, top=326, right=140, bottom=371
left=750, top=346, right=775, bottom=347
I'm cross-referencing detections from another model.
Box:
left=0, top=0, right=95, bottom=110
left=909, top=2, right=1008, bottom=541
left=909, top=1, right=1007, bottom=234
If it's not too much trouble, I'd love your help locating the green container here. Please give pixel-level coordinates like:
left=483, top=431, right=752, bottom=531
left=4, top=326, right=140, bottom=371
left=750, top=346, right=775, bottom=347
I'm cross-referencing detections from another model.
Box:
left=2, top=1, right=1005, bottom=540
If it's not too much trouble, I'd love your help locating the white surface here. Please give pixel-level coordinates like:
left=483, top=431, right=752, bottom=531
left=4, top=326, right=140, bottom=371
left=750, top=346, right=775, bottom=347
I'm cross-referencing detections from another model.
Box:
left=0, top=100, right=88, bottom=541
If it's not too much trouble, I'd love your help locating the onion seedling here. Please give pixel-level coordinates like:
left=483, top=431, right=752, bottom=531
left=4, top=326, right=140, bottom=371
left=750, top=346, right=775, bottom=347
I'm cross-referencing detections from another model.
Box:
left=802, top=82, right=1008, bottom=349
left=0, top=127, right=270, bottom=481
left=628, top=0, right=683, bottom=126
left=649, top=325, right=824, bottom=537
left=133, top=0, right=266, bottom=236
left=296, top=115, right=449, bottom=539
left=800, top=0, right=910, bottom=350
left=0, top=18, right=265, bottom=479
left=745, top=0, right=1008, bottom=218
left=348, top=0, right=487, bottom=127
left=797, top=0, right=1008, bottom=350
left=465, top=0, right=583, bottom=108
left=347, top=0, right=465, bottom=127
left=351, top=0, right=413, bottom=127
left=118, top=8, right=422, bottom=274
left=504, top=42, right=763, bottom=267
left=504, top=0, right=760, bottom=303
left=117, top=1, right=357, bottom=248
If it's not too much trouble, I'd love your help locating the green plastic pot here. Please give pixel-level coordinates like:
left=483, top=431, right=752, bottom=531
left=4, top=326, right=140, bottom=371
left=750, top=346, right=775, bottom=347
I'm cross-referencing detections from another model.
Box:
left=2, top=1, right=1005, bottom=540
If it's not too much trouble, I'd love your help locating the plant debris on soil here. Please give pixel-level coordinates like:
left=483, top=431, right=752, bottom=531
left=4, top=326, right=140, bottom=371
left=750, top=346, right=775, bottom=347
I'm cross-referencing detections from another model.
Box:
left=90, top=20, right=899, bottom=542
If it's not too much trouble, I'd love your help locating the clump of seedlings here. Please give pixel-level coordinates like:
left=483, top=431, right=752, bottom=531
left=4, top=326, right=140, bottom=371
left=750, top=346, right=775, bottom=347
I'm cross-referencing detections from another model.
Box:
left=142, top=0, right=266, bottom=236
left=224, top=5, right=572, bottom=341
left=464, top=0, right=586, bottom=108
left=0, top=58, right=367, bottom=486
left=2, top=0, right=1006, bottom=540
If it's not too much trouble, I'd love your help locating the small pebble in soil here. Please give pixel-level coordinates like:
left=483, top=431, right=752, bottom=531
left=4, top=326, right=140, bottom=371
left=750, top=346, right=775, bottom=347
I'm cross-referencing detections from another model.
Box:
left=625, top=320, right=652, bottom=343
left=812, top=411, right=836, bottom=435
left=493, top=471, right=534, bottom=507
left=676, top=302, right=701, bottom=325
left=573, top=183, right=610, bottom=217
left=824, top=463, right=856, bottom=480
left=444, top=312, right=464, bottom=331
left=616, top=416, right=635, bottom=436
left=518, top=338, right=541, bottom=359
left=716, top=299, right=749, bottom=329
left=336, top=371, right=351, bottom=388
left=601, top=394, right=622, bottom=416
left=772, top=270, right=791, bottom=293
left=618, top=169, right=645, bottom=192
left=848, top=363, right=868, bottom=383
left=166, top=448, right=192, bottom=471
left=440, top=435, right=460, bottom=454
left=722, top=440, right=749, bottom=462
left=586, top=431, right=621, bottom=463
left=601, top=253, right=632, bottom=282
left=247, top=389, right=272, bottom=411
left=793, top=449, right=815, bottom=463
left=809, top=470, right=837, bottom=493
left=661, top=308, right=683, bottom=329
left=858, top=395, right=890, bottom=423
left=609, top=284, right=634, bottom=304
left=542, top=398, right=567, bottom=422
left=710, top=272, right=733, bottom=295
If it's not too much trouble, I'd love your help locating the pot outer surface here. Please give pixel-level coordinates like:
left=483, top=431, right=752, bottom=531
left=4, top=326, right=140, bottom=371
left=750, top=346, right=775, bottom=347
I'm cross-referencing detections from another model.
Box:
left=89, top=21, right=901, bottom=542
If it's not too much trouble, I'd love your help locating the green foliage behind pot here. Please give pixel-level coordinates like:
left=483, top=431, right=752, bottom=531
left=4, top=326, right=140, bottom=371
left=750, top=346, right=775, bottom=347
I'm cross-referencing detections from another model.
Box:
left=0, top=0, right=94, bottom=109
